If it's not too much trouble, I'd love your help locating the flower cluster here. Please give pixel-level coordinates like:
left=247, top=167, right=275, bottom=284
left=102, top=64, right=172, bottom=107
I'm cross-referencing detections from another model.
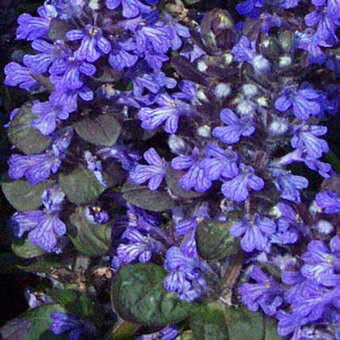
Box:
left=3, top=0, right=340, bottom=339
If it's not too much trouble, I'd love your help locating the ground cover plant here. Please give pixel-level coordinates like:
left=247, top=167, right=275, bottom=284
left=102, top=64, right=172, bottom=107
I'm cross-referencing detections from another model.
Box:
left=1, top=0, right=340, bottom=339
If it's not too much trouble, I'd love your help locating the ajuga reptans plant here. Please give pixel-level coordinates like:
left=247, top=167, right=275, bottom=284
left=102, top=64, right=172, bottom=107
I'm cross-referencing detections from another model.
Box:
left=2, top=0, right=340, bottom=339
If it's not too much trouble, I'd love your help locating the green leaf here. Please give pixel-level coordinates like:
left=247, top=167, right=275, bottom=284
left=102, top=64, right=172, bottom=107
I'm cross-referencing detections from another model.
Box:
left=190, top=302, right=229, bottom=340
left=111, top=263, right=191, bottom=327
left=59, top=167, right=106, bottom=205
left=11, top=238, right=45, bottom=259
left=68, top=207, right=112, bottom=256
left=122, top=182, right=176, bottom=212
left=196, top=220, right=240, bottom=260
left=8, top=102, right=51, bottom=155
left=23, top=304, right=67, bottom=340
left=46, top=288, right=98, bottom=320
left=74, top=114, right=121, bottom=146
left=103, top=319, right=140, bottom=340
left=2, top=176, right=53, bottom=211
left=0, top=304, right=68, bottom=340
left=224, top=306, right=264, bottom=340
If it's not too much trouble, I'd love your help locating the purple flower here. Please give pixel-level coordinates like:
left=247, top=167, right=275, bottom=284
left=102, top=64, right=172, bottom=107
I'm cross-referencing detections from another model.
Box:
left=4, top=62, right=40, bottom=91
left=106, top=0, right=152, bottom=18
left=84, top=204, right=109, bottom=225
left=109, top=38, right=139, bottom=71
left=66, top=25, right=111, bottom=63
left=272, top=169, right=308, bottom=204
left=305, top=4, right=339, bottom=47
left=49, top=85, right=93, bottom=114
left=280, top=0, right=300, bottom=8
left=49, top=52, right=96, bottom=90
left=23, top=39, right=62, bottom=74
left=50, top=312, right=96, bottom=340
left=315, top=190, right=340, bottom=213
left=163, top=13, right=190, bottom=50
left=125, top=203, right=161, bottom=232
left=171, top=147, right=212, bottom=193
left=291, top=125, right=329, bottom=159
left=212, top=108, right=255, bottom=144
left=164, top=246, right=208, bottom=301
left=276, top=310, right=308, bottom=338
left=8, top=150, right=61, bottom=186
left=46, top=0, right=85, bottom=20
left=295, top=29, right=326, bottom=65
left=16, top=5, right=53, bottom=40
left=31, top=99, right=71, bottom=136
left=124, top=61, right=176, bottom=99
left=84, top=151, right=106, bottom=187
left=301, top=236, right=340, bottom=286
left=117, top=228, right=164, bottom=263
left=277, top=149, right=332, bottom=178
left=138, top=92, right=192, bottom=134
left=290, top=281, right=338, bottom=324
left=327, top=0, right=340, bottom=19
left=232, top=36, right=271, bottom=73
left=281, top=270, right=308, bottom=305
left=200, top=145, right=239, bottom=181
left=271, top=202, right=300, bottom=245
left=121, top=12, right=172, bottom=58
left=230, top=214, right=276, bottom=252
left=175, top=202, right=209, bottom=257
left=236, top=0, right=265, bottom=17
left=239, top=266, right=283, bottom=316
left=259, top=13, right=282, bottom=35
left=10, top=186, right=66, bottom=252
left=221, top=164, right=264, bottom=202
left=275, top=83, right=321, bottom=120
left=8, top=131, right=72, bottom=185
left=129, top=147, right=167, bottom=190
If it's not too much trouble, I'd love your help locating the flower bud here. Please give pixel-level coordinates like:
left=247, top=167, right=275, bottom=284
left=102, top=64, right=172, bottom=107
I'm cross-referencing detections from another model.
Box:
left=197, top=60, right=208, bottom=72
left=197, top=89, right=209, bottom=102
left=242, top=84, right=258, bottom=97
left=253, top=55, right=271, bottom=74
left=197, top=125, right=211, bottom=138
left=168, top=135, right=189, bottom=155
left=316, top=219, right=334, bottom=235
left=214, top=83, right=231, bottom=99
left=279, top=55, right=292, bottom=68
left=268, top=117, right=289, bottom=136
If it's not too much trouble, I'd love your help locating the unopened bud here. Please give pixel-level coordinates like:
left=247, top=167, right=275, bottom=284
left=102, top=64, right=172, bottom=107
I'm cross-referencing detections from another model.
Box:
left=197, top=89, right=209, bottom=102
left=268, top=118, right=289, bottom=136
left=197, top=60, right=208, bottom=72
left=197, top=125, right=211, bottom=138
left=242, top=84, right=258, bottom=97
left=316, top=219, right=334, bottom=235
left=253, top=55, right=271, bottom=74
left=168, top=135, right=188, bottom=155
left=279, top=55, right=292, bottom=67
left=214, top=83, right=231, bottom=99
